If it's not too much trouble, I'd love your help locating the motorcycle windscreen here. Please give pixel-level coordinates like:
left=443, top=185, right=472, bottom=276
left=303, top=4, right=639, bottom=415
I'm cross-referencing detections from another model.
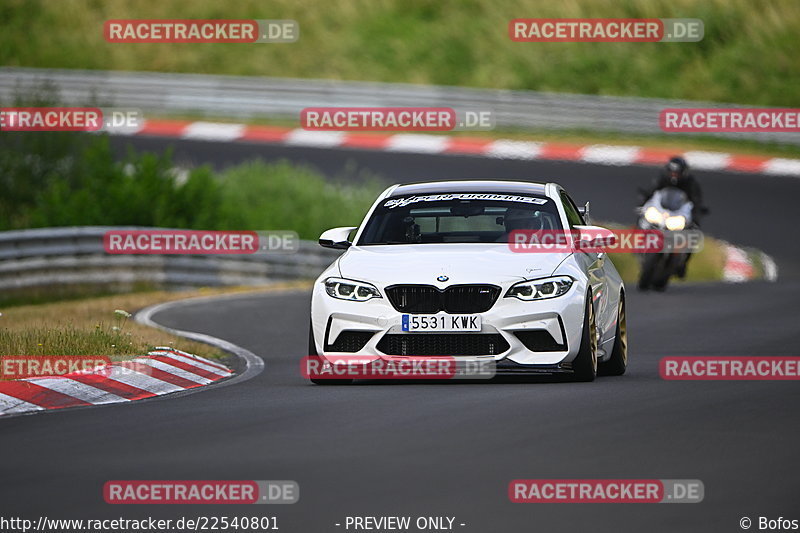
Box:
left=658, top=187, right=689, bottom=211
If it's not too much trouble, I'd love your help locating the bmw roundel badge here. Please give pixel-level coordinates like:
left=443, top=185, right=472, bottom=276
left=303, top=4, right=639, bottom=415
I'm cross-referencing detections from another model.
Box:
left=437, top=275, right=449, bottom=282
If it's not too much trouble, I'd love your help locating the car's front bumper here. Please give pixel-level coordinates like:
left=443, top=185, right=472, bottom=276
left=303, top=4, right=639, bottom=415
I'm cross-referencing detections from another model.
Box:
left=310, top=278, right=587, bottom=370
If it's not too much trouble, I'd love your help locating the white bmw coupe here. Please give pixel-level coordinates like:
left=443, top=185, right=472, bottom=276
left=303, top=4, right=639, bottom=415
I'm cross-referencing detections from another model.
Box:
left=309, top=180, right=627, bottom=383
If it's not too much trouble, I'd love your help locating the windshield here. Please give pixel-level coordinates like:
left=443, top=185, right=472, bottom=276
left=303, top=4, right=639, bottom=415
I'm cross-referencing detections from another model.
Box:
left=656, top=187, right=689, bottom=211
left=357, top=193, right=563, bottom=245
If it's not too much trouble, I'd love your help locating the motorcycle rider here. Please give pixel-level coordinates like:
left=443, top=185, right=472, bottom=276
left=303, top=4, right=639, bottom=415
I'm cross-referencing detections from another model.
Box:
left=643, top=156, right=706, bottom=222
left=640, top=156, right=708, bottom=278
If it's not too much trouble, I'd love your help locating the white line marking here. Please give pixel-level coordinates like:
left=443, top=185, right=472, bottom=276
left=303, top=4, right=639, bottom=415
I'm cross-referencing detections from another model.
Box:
left=151, top=347, right=231, bottom=372
left=762, top=158, right=800, bottom=177
left=485, top=140, right=543, bottom=159
left=136, top=359, right=212, bottom=384
left=104, top=364, right=185, bottom=395
left=683, top=151, right=731, bottom=171
left=182, top=121, right=246, bottom=141
left=25, top=378, right=127, bottom=405
left=581, top=145, right=641, bottom=165
left=0, top=392, right=44, bottom=415
left=386, top=134, right=449, bottom=153
left=136, top=293, right=267, bottom=387
left=152, top=351, right=231, bottom=376
left=285, top=129, right=346, bottom=147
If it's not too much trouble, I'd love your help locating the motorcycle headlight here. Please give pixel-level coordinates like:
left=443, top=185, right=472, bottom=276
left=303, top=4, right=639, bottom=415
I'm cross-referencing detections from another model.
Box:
left=324, top=277, right=382, bottom=301
left=665, top=215, right=686, bottom=231
left=644, top=206, right=665, bottom=225
left=505, top=276, right=574, bottom=301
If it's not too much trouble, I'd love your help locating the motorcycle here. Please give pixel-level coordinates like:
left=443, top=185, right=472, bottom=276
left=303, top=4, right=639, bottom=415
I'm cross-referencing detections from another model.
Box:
left=636, top=187, right=695, bottom=291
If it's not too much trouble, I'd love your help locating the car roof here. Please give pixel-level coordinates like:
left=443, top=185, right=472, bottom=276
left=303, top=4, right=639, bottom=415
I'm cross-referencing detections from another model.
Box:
left=389, top=180, right=549, bottom=197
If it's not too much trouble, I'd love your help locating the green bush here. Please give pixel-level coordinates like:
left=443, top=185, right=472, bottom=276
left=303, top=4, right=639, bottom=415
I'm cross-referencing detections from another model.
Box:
left=0, top=132, right=382, bottom=238
left=218, top=160, right=381, bottom=238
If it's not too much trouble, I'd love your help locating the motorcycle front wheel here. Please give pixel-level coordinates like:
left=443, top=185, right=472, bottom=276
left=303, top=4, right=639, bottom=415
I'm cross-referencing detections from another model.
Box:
left=638, top=253, right=669, bottom=291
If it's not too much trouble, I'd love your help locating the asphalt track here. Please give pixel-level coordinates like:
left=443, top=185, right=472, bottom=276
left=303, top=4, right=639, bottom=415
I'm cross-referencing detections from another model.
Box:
left=1, top=136, right=799, bottom=533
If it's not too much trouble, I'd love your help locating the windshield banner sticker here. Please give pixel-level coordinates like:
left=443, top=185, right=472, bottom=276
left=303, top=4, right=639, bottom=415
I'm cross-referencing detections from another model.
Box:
left=384, top=194, right=549, bottom=209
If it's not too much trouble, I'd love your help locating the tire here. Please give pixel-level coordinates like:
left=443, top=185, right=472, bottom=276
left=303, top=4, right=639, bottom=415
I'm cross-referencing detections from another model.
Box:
left=307, top=324, right=353, bottom=385
left=599, top=292, right=628, bottom=376
left=638, top=253, right=662, bottom=291
left=652, top=254, right=680, bottom=291
left=572, top=294, right=598, bottom=382
left=651, top=275, right=670, bottom=291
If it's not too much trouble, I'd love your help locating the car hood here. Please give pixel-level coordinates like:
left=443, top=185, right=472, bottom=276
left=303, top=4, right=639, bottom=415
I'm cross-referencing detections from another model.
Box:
left=337, top=244, right=571, bottom=286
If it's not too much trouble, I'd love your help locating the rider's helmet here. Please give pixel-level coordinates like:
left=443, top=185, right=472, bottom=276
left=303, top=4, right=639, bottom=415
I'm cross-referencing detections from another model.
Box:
left=665, top=156, right=689, bottom=186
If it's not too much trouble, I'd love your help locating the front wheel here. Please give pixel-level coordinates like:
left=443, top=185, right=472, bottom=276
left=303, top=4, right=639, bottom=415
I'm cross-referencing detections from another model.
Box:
left=599, top=293, right=628, bottom=376
left=651, top=254, right=678, bottom=292
left=638, top=253, right=662, bottom=291
left=572, top=294, right=598, bottom=382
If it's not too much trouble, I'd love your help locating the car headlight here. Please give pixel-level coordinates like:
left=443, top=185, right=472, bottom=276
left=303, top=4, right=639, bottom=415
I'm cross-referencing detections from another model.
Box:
left=665, top=215, right=686, bottom=231
left=324, top=277, right=382, bottom=301
left=644, top=206, right=665, bottom=225
left=505, top=276, right=574, bottom=301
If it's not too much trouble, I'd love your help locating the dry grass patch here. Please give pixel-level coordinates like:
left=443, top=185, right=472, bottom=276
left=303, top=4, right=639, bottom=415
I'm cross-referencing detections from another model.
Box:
left=0, top=281, right=311, bottom=360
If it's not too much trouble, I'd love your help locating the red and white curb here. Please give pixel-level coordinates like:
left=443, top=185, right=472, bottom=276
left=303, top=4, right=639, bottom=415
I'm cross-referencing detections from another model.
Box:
left=0, top=348, right=231, bottom=417
left=722, top=243, right=778, bottom=283
left=112, top=119, right=800, bottom=177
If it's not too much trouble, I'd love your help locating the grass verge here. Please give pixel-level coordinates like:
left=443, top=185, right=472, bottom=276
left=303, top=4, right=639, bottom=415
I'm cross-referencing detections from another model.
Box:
left=0, top=281, right=311, bottom=363
left=2, top=0, right=798, bottom=106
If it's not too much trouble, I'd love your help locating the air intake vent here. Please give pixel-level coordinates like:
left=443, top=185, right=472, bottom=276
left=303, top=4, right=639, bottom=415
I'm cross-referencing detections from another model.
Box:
left=514, top=330, right=567, bottom=352
left=376, top=334, right=509, bottom=356
left=325, top=331, right=374, bottom=353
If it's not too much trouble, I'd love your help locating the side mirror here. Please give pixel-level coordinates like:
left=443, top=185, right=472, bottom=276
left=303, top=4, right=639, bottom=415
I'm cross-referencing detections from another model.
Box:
left=577, top=201, right=591, bottom=224
left=319, top=227, right=357, bottom=250
left=572, top=225, right=617, bottom=251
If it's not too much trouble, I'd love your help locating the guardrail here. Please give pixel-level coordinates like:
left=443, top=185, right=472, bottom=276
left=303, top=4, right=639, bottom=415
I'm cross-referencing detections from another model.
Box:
left=1, top=67, right=798, bottom=145
left=0, top=227, right=340, bottom=293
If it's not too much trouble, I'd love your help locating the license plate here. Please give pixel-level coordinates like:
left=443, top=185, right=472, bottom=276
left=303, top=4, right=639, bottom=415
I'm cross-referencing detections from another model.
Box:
left=401, top=314, right=481, bottom=332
